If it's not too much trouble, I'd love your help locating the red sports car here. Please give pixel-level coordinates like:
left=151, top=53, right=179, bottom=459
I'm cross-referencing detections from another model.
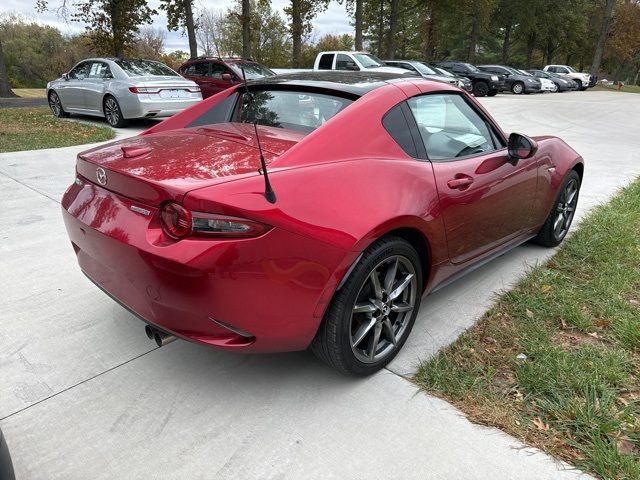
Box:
left=62, top=72, right=583, bottom=375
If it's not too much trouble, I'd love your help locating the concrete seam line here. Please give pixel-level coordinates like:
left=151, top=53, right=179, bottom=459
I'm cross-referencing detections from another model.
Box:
left=0, top=169, right=61, bottom=204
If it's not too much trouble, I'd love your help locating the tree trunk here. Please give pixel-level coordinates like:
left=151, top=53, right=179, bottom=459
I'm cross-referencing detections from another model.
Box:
left=241, top=0, right=251, bottom=58
left=354, top=0, right=363, bottom=50
left=590, top=0, right=615, bottom=78
left=377, top=0, right=384, bottom=56
left=525, top=31, right=537, bottom=66
left=111, top=1, right=124, bottom=57
left=501, top=23, right=512, bottom=64
left=0, top=38, right=16, bottom=98
left=467, top=17, right=478, bottom=63
left=185, top=0, right=198, bottom=59
left=424, top=7, right=436, bottom=61
left=291, top=0, right=303, bottom=68
left=385, top=0, right=399, bottom=59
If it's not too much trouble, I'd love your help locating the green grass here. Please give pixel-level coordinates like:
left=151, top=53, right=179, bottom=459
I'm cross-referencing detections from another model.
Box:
left=0, top=107, right=114, bottom=153
left=416, top=178, right=640, bottom=480
left=12, top=88, right=47, bottom=98
left=592, top=84, right=640, bottom=94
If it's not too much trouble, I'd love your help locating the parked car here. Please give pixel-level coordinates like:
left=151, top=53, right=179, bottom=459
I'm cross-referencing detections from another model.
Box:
left=47, top=58, right=202, bottom=127
left=477, top=65, right=542, bottom=94
left=432, top=61, right=504, bottom=97
left=0, top=427, right=15, bottom=480
left=527, top=69, right=576, bottom=92
left=429, top=65, right=473, bottom=92
left=516, top=69, right=557, bottom=92
left=314, top=51, right=409, bottom=74
left=178, top=57, right=275, bottom=99
left=543, top=65, right=594, bottom=90
left=384, top=60, right=460, bottom=87
left=61, top=71, right=584, bottom=376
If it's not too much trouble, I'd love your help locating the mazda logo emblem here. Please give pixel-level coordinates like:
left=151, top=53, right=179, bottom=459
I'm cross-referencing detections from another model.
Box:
left=96, top=167, right=107, bottom=186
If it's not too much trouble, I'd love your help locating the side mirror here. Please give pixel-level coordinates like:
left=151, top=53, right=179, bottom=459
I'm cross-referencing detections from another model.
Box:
left=222, top=73, right=233, bottom=83
left=508, top=133, right=538, bottom=164
left=62, top=73, right=69, bottom=80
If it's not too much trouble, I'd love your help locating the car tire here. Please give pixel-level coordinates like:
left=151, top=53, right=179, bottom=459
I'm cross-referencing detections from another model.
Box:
left=310, top=236, right=423, bottom=376
left=511, top=82, right=524, bottom=94
left=534, top=170, right=581, bottom=247
left=487, top=89, right=498, bottom=97
left=48, top=91, right=69, bottom=118
left=472, top=81, right=489, bottom=97
left=579, top=86, right=588, bottom=91
left=103, top=95, right=128, bottom=128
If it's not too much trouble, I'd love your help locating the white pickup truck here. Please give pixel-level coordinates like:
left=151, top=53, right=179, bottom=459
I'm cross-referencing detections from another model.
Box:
left=271, top=51, right=409, bottom=75
left=543, top=65, right=594, bottom=91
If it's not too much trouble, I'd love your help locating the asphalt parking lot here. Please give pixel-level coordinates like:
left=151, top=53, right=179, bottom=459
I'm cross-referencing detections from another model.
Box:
left=1, top=91, right=638, bottom=479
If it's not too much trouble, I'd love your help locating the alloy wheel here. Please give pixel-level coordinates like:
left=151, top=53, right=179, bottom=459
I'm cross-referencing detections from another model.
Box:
left=512, top=82, right=524, bottom=94
left=349, top=255, right=417, bottom=363
left=104, top=97, right=120, bottom=126
left=553, top=178, right=579, bottom=240
left=49, top=93, right=62, bottom=116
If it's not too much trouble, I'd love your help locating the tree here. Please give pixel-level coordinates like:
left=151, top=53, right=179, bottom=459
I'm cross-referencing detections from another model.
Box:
left=196, top=8, right=223, bottom=57
left=284, top=0, right=330, bottom=67
left=0, top=38, right=15, bottom=97
left=36, top=0, right=156, bottom=57
left=131, top=26, right=165, bottom=60
left=590, top=0, right=617, bottom=78
left=159, top=0, right=198, bottom=59
left=242, top=0, right=251, bottom=58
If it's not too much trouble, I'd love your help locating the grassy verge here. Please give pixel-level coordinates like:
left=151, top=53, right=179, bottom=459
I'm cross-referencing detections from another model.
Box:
left=416, top=178, right=640, bottom=479
left=0, top=107, right=114, bottom=153
left=12, top=88, right=47, bottom=98
left=592, top=84, right=640, bottom=94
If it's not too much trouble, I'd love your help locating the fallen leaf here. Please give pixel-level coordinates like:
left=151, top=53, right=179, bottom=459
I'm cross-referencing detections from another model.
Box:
left=617, top=396, right=630, bottom=406
left=560, top=319, right=568, bottom=329
left=532, top=417, right=550, bottom=431
left=630, top=299, right=639, bottom=306
left=617, top=437, right=636, bottom=455
left=588, top=332, right=599, bottom=338
left=540, top=284, right=551, bottom=293
left=595, top=319, right=609, bottom=329
left=526, top=309, right=534, bottom=319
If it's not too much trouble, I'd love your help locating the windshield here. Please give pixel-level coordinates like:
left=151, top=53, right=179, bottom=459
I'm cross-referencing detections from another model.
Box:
left=116, top=60, right=178, bottom=77
left=461, top=63, right=480, bottom=73
left=517, top=69, right=532, bottom=76
left=234, top=90, right=353, bottom=133
left=230, top=61, right=275, bottom=80
left=503, top=66, right=521, bottom=76
left=566, top=66, right=576, bottom=73
left=412, top=63, right=437, bottom=75
left=353, top=53, right=384, bottom=68
left=431, top=66, right=454, bottom=77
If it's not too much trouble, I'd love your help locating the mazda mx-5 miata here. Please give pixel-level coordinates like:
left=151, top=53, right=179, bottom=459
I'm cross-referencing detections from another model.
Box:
left=62, top=72, right=584, bottom=375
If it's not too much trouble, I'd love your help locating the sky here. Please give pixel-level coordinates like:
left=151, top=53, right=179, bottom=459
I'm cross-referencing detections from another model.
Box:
left=1, top=0, right=354, bottom=52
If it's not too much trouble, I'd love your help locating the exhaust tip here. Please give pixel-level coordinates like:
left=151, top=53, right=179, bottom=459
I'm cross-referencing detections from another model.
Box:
left=144, top=324, right=155, bottom=340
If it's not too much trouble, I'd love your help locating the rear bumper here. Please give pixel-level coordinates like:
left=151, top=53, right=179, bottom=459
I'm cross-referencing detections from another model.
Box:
left=489, top=80, right=505, bottom=91
left=61, top=178, right=348, bottom=353
left=120, top=94, right=202, bottom=119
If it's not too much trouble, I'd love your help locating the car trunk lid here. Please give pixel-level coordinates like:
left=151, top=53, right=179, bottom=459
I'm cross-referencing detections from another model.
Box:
left=76, top=123, right=305, bottom=205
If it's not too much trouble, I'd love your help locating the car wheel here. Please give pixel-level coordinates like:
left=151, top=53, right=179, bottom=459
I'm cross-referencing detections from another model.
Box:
left=472, top=81, right=489, bottom=97
left=103, top=95, right=128, bottom=128
left=511, top=82, right=524, bottom=94
left=48, top=91, right=69, bottom=118
left=487, top=89, right=498, bottom=97
left=534, top=170, right=581, bottom=247
left=311, top=236, right=423, bottom=376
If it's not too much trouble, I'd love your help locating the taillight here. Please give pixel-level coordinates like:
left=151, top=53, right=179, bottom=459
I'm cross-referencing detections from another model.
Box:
left=159, top=203, right=192, bottom=239
left=129, top=86, right=158, bottom=94
left=191, top=213, right=271, bottom=238
left=159, top=203, right=270, bottom=240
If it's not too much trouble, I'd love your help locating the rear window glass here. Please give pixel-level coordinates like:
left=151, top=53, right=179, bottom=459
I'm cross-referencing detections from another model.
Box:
left=116, top=60, right=179, bottom=77
left=234, top=90, right=353, bottom=133
left=318, top=54, right=334, bottom=70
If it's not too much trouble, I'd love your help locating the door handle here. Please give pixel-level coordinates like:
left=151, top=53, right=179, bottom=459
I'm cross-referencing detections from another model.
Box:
left=447, top=175, right=474, bottom=189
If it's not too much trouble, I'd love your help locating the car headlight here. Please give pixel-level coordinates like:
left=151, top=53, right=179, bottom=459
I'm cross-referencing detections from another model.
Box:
left=491, top=75, right=498, bottom=81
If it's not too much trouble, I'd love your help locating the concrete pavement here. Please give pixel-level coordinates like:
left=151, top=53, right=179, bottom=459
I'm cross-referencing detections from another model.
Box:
left=2, top=90, right=639, bottom=479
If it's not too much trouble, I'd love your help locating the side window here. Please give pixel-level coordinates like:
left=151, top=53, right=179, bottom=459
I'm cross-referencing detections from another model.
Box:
left=382, top=103, right=418, bottom=158
left=399, top=63, right=415, bottom=72
left=210, top=63, right=230, bottom=78
left=318, top=53, right=334, bottom=70
left=69, top=62, right=90, bottom=80
left=450, top=64, right=465, bottom=74
left=406, top=94, right=503, bottom=161
left=558, top=67, right=569, bottom=74
left=87, top=62, right=109, bottom=78
left=184, top=62, right=209, bottom=76
left=336, top=54, right=357, bottom=71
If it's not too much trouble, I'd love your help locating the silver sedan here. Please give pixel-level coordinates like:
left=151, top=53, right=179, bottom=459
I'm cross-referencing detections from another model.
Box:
left=46, top=58, right=203, bottom=127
